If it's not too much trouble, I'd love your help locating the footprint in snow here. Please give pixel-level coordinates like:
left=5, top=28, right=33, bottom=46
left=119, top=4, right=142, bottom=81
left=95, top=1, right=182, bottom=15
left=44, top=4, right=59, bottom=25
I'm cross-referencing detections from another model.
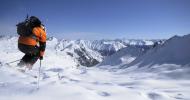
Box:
left=85, top=87, right=94, bottom=91
left=80, top=69, right=87, bottom=74
left=97, top=91, right=111, bottom=97
left=69, top=78, right=80, bottom=83
left=174, top=97, right=186, bottom=100
left=46, top=68, right=63, bottom=73
left=0, top=62, right=2, bottom=66
left=118, top=82, right=139, bottom=86
left=30, top=82, right=37, bottom=85
left=58, top=75, right=80, bottom=83
left=147, top=92, right=163, bottom=100
left=42, top=73, right=50, bottom=79
left=60, top=81, right=67, bottom=84
left=58, top=75, right=66, bottom=80
left=91, top=81, right=113, bottom=86
left=173, top=93, right=186, bottom=100
left=126, top=86, right=135, bottom=89
left=0, top=82, right=8, bottom=87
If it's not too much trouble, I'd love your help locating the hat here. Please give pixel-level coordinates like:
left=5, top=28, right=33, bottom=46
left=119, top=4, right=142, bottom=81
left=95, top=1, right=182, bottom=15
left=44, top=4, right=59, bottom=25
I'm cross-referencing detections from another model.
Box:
left=29, top=16, right=41, bottom=27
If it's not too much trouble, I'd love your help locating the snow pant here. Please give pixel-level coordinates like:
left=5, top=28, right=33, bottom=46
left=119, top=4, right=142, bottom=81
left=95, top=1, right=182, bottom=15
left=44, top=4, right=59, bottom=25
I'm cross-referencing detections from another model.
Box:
left=18, top=43, right=40, bottom=66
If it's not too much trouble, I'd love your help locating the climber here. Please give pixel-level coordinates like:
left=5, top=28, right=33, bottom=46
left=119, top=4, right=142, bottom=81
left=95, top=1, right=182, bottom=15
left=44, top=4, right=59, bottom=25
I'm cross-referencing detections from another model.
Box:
left=17, top=16, right=46, bottom=69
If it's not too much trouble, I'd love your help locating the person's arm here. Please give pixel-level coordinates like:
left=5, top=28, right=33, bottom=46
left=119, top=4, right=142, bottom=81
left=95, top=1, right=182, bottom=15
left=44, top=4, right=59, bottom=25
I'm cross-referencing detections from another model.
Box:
left=32, top=27, right=46, bottom=59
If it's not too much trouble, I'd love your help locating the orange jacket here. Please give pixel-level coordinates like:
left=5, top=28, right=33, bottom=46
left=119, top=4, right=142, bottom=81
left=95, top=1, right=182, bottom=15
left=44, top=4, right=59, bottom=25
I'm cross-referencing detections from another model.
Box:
left=18, top=26, right=46, bottom=56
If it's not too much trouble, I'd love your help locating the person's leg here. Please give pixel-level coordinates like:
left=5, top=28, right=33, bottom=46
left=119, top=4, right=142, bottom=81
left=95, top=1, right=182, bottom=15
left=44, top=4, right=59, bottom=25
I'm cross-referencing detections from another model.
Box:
left=27, top=55, right=39, bottom=69
left=17, top=54, right=27, bottom=67
left=17, top=54, right=32, bottom=67
left=25, top=46, right=40, bottom=69
left=18, top=44, right=40, bottom=68
left=27, top=56, right=39, bottom=70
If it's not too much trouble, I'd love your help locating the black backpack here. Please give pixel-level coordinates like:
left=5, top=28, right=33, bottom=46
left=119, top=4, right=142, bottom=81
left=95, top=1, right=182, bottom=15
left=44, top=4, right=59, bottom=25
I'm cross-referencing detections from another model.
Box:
left=17, top=15, right=42, bottom=37
left=16, top=16, right=33, bottom=37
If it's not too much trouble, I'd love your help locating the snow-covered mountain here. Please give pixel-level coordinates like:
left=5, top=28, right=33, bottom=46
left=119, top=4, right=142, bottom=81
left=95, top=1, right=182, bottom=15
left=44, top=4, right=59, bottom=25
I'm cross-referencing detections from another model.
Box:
left=55, top=39, right=102, bottom=67
left=82, top=40, right=126, bottom=56
left=0, top=35, right=162, bottom=67
left=98, top=45, right=151, bottom=67
left=97, top=34, right=190, bottom=79
left=119, top=39, right=159, bottom=46
left=46, top=37, right=158, bottom=67
left=115, top=34, right=190, bottom=80
left=126, top=34, right=190, bottom=68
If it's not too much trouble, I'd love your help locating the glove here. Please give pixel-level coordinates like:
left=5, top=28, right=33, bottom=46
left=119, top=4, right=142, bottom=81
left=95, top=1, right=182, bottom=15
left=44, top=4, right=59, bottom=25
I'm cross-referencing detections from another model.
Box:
left=39, top=56, right=43, bottom=60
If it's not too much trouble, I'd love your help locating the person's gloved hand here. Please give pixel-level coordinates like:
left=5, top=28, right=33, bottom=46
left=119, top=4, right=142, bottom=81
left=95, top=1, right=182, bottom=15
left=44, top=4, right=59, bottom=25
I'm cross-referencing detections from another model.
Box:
left=39, top=56, right=43, bottom=60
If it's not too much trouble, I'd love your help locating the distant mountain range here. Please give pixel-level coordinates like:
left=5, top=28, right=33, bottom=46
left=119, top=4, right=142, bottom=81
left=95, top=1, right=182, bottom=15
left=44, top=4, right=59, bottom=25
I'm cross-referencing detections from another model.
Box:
left=0, top=35, right=162, bottom=67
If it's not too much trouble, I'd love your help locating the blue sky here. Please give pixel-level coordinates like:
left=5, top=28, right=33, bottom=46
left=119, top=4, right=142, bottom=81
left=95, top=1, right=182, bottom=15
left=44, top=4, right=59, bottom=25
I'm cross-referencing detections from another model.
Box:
left=0, top=0, right=190, bottom=40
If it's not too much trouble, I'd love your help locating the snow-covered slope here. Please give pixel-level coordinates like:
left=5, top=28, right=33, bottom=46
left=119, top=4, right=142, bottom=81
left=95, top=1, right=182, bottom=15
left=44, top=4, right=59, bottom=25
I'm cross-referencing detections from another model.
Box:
left=2, top=62, right=190, bottom=100
left=122, top=39, right=157, bottom=46
left=96, top=34, right=190, bottom=79
left=0, top=35, right=190, bottom=100
left=118, top=34, right=190, bottom=80
left=0, top=36, right=78, bottom=69
left=126, top=34, right=190, bottom=68
left=86, top=40, right=127, bottom=56
left=46, top=37, right=59, bottom=50
left=98, top=45, right=151, bottom=67
left=55, top=39, right=102, bottom=67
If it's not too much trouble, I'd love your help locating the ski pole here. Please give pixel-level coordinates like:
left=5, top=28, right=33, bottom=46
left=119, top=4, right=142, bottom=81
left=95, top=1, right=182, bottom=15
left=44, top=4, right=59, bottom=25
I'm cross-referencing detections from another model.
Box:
left=6, top=59, right=21, bottom=65
left=37, top=60, right=42, bottom=89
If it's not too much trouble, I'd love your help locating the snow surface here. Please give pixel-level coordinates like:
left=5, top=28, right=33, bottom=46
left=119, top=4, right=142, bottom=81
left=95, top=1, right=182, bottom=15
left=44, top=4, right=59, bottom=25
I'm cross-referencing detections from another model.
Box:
left=0, top=35, right=190, bottom=100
